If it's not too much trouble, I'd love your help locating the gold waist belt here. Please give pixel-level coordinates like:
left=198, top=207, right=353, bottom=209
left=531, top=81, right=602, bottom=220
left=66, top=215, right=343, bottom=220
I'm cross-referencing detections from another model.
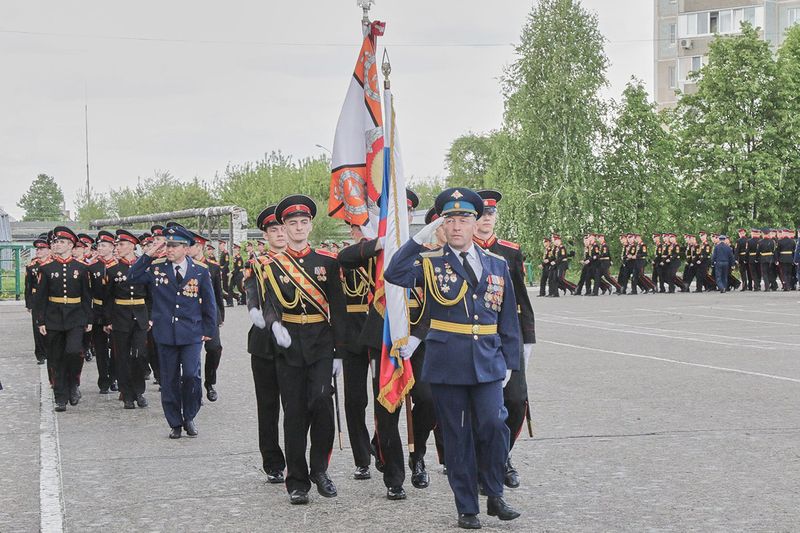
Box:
left=115, top=298, right=146, bottom=306
left=282, top=313, right=325, bottom=325
left=49, top=296, right=81, bottom=304
left=430, top=319, right=497, bottom=336
left=92, top=298, right=103, bottom=306
left=346, top=304, right=369, bottom=313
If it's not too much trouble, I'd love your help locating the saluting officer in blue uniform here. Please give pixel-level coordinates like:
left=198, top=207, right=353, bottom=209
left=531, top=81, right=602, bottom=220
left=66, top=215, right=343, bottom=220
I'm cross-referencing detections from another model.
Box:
left=385, top=187, right=522, bottom=530
left=127, top=224, right=218, bottom=439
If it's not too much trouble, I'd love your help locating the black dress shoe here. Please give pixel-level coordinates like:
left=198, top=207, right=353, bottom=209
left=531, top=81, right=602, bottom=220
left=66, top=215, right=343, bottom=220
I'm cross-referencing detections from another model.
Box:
left=99, top=388, right=109, bottom=394
left=123, top=400, right=136, bottom=409
left=386, top=486, right=406, bottom=500
left=504, top=457, right=520, bottom=488
left=409, top=456, right=429, bottom=489
left=183, top=420, right=198, bottom=437
left=310, top=472, right=337, bottom=497
left=206, top=387, right=218, bottom=402
left=37, top=359, right=46, bottom=365
left=266, top=470, right=285, bottom=484
left=69, top=387, right=80, bottom=406
left=54, top=403, right=66, bottom=412
left=169, top=427, right=181, bottom=439
left=442, top=465, right=448, bottom=475
left=110, top=381, right=118, bottom=392
left=136, top=394, right=148, bottom=408
left=487, top=496, right=520, bottom=521
left=458, top=514, right=481, bottom=529
left=289, top=490, right=309, bottom=505
left=353, top=466, right=371, bottom=480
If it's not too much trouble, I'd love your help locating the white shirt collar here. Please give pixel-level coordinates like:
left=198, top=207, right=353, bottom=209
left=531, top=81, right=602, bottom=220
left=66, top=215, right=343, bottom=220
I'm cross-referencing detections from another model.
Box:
left=174, top=257, right=188, bottom=275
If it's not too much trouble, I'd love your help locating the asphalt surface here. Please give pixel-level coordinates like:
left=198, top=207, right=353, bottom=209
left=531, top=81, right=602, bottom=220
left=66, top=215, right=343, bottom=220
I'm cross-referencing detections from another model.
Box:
left=1, top=288, right=799, bottom=532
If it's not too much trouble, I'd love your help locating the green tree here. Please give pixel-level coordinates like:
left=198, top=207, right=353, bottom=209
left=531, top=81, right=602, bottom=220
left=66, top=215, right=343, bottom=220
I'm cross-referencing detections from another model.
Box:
left=775, top=25, right=800, bottom=225
left=74, top=188, right=112, bottom=224
left=598, top=79, right=677, bottom=237
left=407, top=176, right=447, bottom=210
left=17, top=174, right=65, bottom=221
left=445, top=133, right=498, bottom=189
left=108, top=171, right=215, bottom=219
left=495, top=0, right=609, bottom=251
left=214, top=151, right=343, bottom=243
left=672, top=23, right=780, bottom=230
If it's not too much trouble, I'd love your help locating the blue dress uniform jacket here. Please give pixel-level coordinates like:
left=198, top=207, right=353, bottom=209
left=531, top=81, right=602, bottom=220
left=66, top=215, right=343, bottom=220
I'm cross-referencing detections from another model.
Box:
left=384, top=240, right=521, bottom=385
left=126, top=255, right=217, bottom=346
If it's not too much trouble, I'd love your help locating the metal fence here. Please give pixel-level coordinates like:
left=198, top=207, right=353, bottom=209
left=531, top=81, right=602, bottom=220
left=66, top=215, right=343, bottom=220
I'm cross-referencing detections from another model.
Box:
left=0, top=244, right=32, bottom=300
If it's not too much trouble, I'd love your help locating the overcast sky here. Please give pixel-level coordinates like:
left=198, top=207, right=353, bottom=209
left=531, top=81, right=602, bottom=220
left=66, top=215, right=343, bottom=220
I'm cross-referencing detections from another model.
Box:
left=0, top=0, right=653, bottom=220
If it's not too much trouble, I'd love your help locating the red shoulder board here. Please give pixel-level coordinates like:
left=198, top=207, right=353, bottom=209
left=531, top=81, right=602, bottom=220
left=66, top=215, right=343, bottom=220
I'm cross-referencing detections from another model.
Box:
left=315, top=249, right=338, bottom=258
left=497, top=239, right=520, bottom=250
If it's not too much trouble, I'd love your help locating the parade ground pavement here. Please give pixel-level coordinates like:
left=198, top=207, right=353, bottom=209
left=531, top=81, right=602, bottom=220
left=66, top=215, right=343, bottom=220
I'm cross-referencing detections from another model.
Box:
left=2, top=288, right=799, bottom=532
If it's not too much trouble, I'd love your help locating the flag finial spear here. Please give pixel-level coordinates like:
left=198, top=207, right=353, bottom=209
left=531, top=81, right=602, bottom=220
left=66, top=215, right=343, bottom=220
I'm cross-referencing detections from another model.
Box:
left=382, top=49, right=391, bottom=89
left=358, top=0, right=375, bottom=26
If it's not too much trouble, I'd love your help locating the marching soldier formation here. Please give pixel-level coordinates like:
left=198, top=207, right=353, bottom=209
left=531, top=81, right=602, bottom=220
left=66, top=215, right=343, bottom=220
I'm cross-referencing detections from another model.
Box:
left=540, top=229, right=800, bottom=296
left=25, top=187, right=539, bottom=529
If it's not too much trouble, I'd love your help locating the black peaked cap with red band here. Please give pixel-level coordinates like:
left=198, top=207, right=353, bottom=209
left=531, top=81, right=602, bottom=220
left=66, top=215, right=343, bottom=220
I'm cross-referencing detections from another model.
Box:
left=275, top=195, right=317, bottom=224
left=115, top=229, right=140, bottom=245
left=256, top=205, right=280, bottom=231
left=52, top=226, right=79, bottom=244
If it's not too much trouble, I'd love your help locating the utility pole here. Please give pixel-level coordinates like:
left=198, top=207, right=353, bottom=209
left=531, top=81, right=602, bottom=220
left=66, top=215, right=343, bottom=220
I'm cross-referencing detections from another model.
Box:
left=84, top=89, right=91, bottom=204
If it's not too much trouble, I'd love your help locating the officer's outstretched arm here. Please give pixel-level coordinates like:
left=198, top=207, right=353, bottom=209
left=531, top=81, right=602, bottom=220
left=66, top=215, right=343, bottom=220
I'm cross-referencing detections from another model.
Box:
left=126, top=254, right=155, bottom=285
left=199, top=269, right=218, bottom=339
left=338, top=238, right=379, bottom=269
left=498, top=266, right=521, bottom=372
left=384, top=240, right=425, bottom=288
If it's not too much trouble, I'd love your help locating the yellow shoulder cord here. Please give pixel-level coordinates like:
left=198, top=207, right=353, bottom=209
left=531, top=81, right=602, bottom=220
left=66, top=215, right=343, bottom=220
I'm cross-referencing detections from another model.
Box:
left=422, top=257, right=468, bottom=306
left=342, top=270, right=369, bottom=298
left=410, top=287, right=425, bottom=326
left=259, top=260, right=300, bottom=309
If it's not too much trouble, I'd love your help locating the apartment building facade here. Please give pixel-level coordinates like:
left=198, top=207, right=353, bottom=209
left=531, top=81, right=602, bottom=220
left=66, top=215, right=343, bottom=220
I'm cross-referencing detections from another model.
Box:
left=654, top=0, right=800, bottom=107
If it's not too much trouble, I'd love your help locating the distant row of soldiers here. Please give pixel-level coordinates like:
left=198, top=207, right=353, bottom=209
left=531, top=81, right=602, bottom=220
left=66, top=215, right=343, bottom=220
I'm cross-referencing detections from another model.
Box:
left=539, top=228, right=800, bottom=297
left=24, top=224, right=225, bottom=413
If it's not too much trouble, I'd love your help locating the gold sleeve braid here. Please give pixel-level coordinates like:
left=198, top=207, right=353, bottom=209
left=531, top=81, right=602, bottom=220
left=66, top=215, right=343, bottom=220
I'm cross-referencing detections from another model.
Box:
left=253, top=259, right=300, bottom=310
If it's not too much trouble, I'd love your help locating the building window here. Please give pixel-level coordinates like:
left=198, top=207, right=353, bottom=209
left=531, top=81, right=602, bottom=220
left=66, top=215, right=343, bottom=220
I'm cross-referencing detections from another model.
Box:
left=789, top=8, right=800, bottom=28
left=668, top=65, right=677, bottom=89
left=679, top=7, right=763, bottom=37
left=692, top=56, right=702, bottom=72
left=669, top=23, right=677, bottom=44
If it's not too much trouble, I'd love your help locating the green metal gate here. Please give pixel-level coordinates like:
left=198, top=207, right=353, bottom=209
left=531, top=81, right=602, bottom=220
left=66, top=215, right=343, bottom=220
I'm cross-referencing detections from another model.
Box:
left=0, top=244, right=32, bottom=301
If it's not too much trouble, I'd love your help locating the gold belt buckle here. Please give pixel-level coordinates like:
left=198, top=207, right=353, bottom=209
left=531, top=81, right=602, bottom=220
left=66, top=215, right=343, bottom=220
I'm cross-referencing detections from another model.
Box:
left=300, top=314, right=308, bottom=325
left=471, top=324, right=480, bottom=335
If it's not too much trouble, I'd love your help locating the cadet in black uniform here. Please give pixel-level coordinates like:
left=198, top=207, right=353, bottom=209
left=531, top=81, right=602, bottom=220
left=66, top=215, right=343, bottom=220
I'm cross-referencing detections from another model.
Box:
left=245, top=205, right=287, bottom=484
left=574, top=234, right=594, bottom=296
left=338, top=222, right=374, bottom=481
left=758, top=230, right=777, bottom=291
left=34, top=227, right=92, bottom=412
left=475, top=190, right=536, bottom=488
left=138, top=233, right=159, bottom=386
left=218, top=240, right=232, bottom=307
left=25, top=233, right=51, bottom=365
left=748, top=229, right=762, bottom=290
left=259, top=195, right=345, bottom=505
left=230, top=244, right=245, bottom=305
left=538, top=238, right=551, bottom=297
left=595, top=234, right=621, bottom=294
left=338, top=189, right=436, bottom=500
left=776, top=228, right=796, bottom=290
left=183, top=229, right=226, bottom=402
left=103, top=230, right=150, bottom=409
left=734, top=229, right=750, bottom=290
left=88, top=230, right=117, bottom=393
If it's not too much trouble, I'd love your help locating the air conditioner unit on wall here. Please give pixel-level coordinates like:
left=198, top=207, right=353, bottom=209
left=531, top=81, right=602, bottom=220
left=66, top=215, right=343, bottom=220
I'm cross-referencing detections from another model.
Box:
left=680, top=39, right=693, bottom=50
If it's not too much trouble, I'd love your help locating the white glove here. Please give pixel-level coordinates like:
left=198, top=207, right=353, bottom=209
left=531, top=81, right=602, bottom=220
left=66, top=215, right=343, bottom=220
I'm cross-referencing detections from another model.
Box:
left=249, top=307, right=266, bottom=329
left=399, top=336, right=422, bottom=360
left=412, top=217, right=444, bottom=244
left=523, top=344, right=533, bottom=368
left=332, top=358, right=343, bottom=378
left=502, top=369, right=512, bottom=388
left=271, top=322, right=292, bottom=348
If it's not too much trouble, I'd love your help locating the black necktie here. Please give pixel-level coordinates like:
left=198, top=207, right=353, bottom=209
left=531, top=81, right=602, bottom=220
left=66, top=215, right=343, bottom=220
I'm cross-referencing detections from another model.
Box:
left=459, top=251, right=478, bottom=287
left=175, top=265, right=183, bottom=284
